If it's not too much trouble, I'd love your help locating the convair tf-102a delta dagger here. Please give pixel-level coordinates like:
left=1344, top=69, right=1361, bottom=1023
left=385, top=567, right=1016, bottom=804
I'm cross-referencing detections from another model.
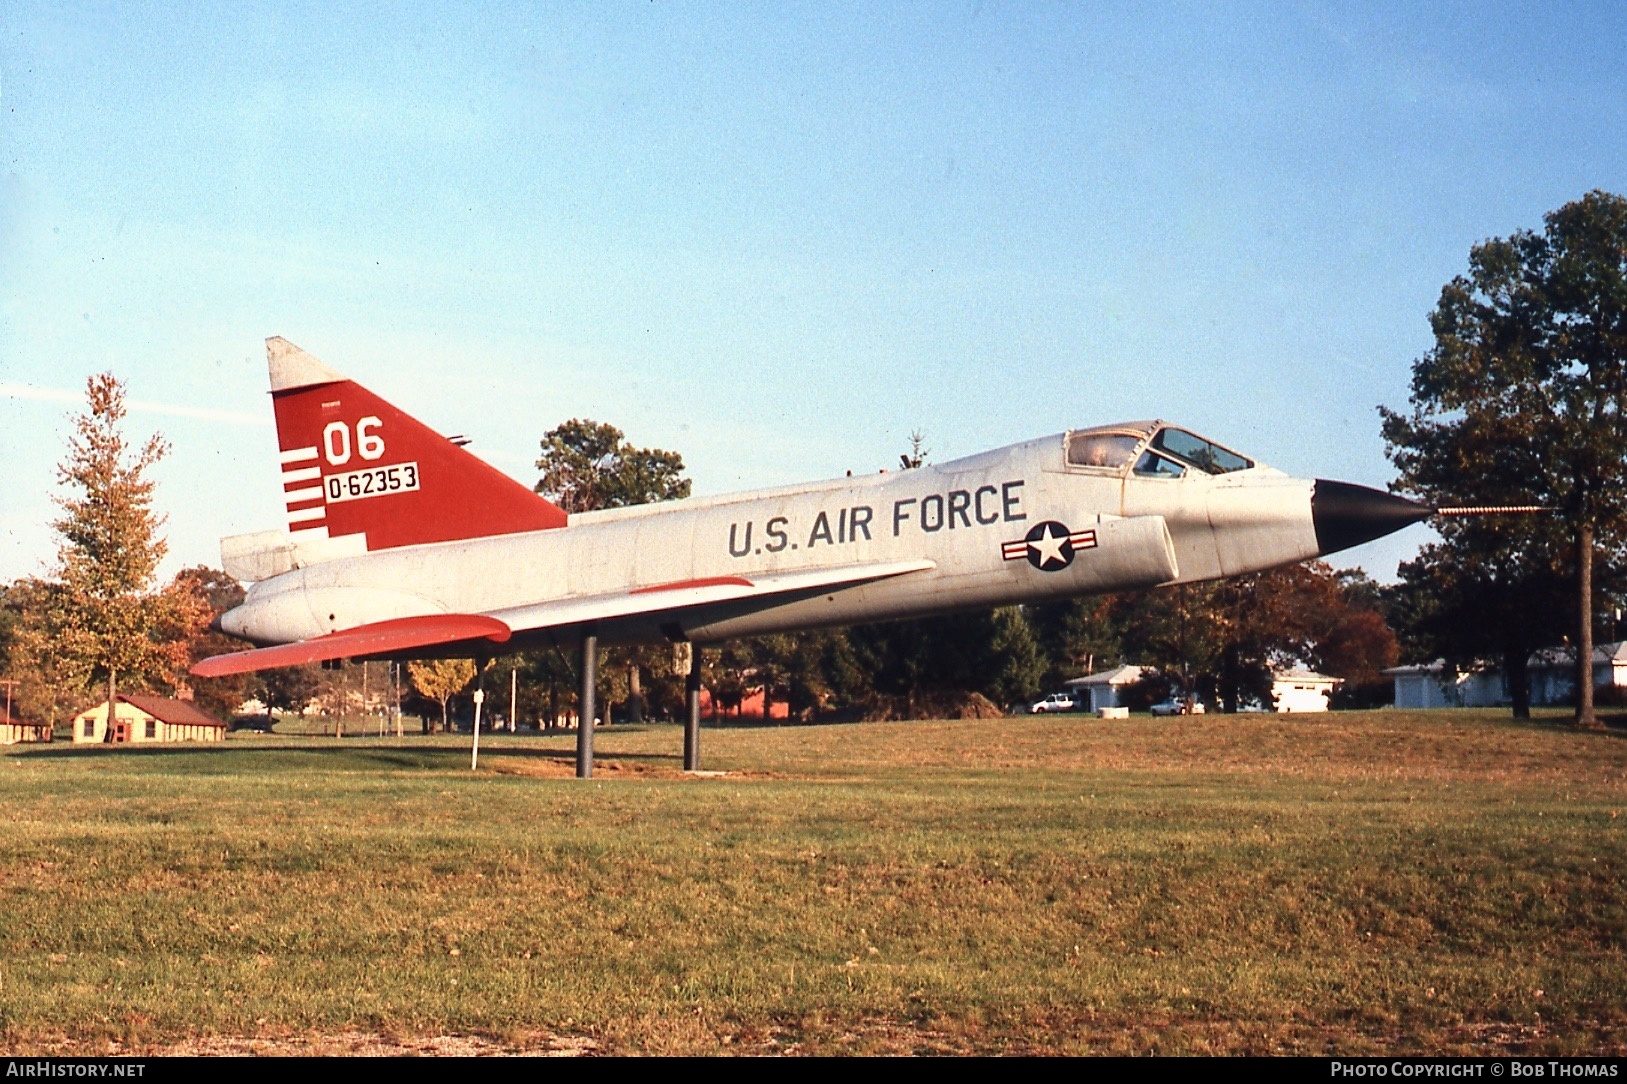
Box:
left=193, top=337, right=1431, bottom=773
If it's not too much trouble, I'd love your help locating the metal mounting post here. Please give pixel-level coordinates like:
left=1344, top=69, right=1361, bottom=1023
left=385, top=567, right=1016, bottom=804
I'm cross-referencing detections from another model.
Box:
left=577, top=631, right=597, bottom=779
left=685, top=647, right=701, bottom=772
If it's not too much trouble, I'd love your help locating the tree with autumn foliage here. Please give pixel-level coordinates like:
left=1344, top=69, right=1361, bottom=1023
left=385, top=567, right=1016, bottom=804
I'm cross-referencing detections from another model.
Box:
left=1050, top=563, right=1398, bottom=712
left=7, top=376, right=209, bottom=727
left=408, top=657, right=477, bottom=733
left=173, top=565, right=251, bottom=720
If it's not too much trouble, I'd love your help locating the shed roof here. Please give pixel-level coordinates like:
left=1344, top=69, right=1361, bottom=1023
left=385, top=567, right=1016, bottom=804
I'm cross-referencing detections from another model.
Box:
left=1381, top=660, right=1494, bottom=677
left=1271, top=669, right=1339, bottom=685
left=1064, top=664, right=1147, bottom=688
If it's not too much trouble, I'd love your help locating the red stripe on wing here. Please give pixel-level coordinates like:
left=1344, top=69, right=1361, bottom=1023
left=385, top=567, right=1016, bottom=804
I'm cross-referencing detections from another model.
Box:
left=630, top=576, right=754, bottom=595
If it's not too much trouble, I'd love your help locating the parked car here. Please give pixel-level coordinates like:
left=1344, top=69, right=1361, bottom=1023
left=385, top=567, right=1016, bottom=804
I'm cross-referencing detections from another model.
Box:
left=1028, top=692, right=1080, bottom=714
left=1149, top=698, right=1206, bottom=717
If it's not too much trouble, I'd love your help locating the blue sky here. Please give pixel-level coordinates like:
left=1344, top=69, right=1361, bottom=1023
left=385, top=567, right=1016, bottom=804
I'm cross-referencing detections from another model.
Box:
left=3, top=2, right=1625, bottom=584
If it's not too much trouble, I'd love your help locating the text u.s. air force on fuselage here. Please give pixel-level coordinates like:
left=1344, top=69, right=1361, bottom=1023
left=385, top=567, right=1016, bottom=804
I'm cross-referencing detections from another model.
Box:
left=725, top=479, right=1028, bottom=557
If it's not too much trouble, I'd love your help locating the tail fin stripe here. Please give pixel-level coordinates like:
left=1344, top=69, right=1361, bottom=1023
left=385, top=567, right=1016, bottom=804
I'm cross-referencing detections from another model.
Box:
left=279, top=446, right=319, bottom=465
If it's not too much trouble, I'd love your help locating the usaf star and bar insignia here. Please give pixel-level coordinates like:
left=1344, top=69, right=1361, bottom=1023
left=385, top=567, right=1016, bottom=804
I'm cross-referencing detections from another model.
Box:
left=1001, top=520, right=1097, bottom=571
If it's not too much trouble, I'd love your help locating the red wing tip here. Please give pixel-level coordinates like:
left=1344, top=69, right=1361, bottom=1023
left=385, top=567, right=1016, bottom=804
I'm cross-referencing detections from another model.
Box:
left=189, top=614, right=512, bottom=677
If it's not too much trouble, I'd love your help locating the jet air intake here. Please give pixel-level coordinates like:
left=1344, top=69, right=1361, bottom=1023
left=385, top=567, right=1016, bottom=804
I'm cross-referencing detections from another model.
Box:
left=1311, top=480, right=1431, bottom=556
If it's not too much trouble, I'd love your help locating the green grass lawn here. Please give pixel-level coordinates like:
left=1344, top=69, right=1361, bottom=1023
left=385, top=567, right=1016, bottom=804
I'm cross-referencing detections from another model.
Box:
left=2, top=710, right=1624, bottom=1055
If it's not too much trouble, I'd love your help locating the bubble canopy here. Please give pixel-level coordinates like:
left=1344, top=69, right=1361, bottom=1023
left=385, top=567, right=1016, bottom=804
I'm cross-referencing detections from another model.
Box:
left=1065, top=424, right=1254, bottom=477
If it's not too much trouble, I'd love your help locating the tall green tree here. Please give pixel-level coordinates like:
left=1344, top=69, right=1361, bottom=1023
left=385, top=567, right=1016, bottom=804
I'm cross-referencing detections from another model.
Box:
left=1028, top=595, right=1125, bottom=691
left=258, top=664, right=324, bottom=719
left=8, top=375, right=207, bottom=726
left=1381, top=190, right=1627, bottom=726
left=534, top=419, right=693, bottom=721
left=842, top=607, right=1044, bottom=717
left=535, top=419, right=692, bottom=513
left=986, top=606, right=1046, bottom=707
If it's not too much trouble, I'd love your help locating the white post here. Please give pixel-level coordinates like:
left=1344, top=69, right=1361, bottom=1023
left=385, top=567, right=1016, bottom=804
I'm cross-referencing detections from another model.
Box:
left=510, top=666, right=518, bottom=732
left=471, top=684, right=485, bottom=771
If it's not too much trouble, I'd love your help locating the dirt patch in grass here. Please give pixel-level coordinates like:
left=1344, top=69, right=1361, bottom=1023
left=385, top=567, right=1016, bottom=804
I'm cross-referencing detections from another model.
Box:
left=483, top=755, right=675, bottom=779
left=482, top=756, right=780, bottom=781
left=18, top=1030, right=597, bottom=1057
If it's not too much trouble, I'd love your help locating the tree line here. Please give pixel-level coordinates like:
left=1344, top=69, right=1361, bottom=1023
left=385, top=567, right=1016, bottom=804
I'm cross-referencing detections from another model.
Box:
left=3, top=191, right=1625, bottom=730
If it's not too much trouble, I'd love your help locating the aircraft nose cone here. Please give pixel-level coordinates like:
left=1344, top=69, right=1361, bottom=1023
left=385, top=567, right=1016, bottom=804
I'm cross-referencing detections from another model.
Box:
left=1311, top=480, right=1431, bottom=556
left=216, top=606, right=250, bottom=641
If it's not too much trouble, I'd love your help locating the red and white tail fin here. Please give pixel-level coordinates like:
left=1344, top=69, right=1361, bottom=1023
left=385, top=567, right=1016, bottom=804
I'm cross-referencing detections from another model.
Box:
left=268, top=337, right=567, bottom=552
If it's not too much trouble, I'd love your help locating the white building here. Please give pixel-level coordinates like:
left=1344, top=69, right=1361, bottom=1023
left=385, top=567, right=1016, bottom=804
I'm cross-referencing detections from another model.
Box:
left=1385, top=641, right=1627, bottom=709
left=1383, top=662, right=1504, bottom=709
left=1064, top=665, right=1147, bottom=713
left=1270, top=670, right=1340, bottom=713
left=1527, top=641, right=1627, bottom=705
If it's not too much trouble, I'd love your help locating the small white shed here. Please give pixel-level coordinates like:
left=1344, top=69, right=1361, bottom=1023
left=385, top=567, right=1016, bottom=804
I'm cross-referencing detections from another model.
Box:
left=1064, top=665, right=1147, bottom=713
left=1383, top=662, right=1505, bottom=709
left=1270, top=670, right=1340, bottom=713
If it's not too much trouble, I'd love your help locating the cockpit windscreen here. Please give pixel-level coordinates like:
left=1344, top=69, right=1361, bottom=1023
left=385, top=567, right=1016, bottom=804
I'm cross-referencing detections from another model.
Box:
left=1150, top=428, right=1252, bottom=474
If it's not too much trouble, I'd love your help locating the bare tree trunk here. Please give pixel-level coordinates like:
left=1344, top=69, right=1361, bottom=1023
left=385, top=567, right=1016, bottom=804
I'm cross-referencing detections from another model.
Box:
left=1220, top=644, right=1240, bottom=714
left=1504, top=648, right=1531, bottom=720
left=1578, top=522, right=1601, bottom=728
left=628, top=664, right=643, bottom=723
left=106, top=669, right=116, bottom=743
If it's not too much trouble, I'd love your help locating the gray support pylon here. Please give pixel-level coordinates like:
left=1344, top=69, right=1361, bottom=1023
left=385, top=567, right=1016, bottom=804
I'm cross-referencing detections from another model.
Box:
left=577, top=631, right=597, bottom=779
left=684, top=648, right=702, bottom=772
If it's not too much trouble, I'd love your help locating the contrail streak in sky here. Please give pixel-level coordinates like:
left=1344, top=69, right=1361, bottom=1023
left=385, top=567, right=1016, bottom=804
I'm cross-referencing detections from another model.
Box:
left=0, top=383, right=271, bottom=427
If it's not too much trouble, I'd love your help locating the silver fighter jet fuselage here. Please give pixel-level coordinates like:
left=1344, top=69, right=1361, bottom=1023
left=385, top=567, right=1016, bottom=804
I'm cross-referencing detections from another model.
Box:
left=197, top=340, right=1427, bottom=676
